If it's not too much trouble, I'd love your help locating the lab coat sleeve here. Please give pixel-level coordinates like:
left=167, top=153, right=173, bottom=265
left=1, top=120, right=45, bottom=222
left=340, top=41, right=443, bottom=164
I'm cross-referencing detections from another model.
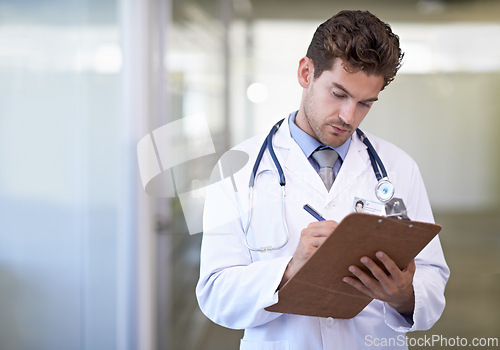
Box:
left=383, top=159, right=450, bottom=332
left=196, top=169, right=291, bottom=330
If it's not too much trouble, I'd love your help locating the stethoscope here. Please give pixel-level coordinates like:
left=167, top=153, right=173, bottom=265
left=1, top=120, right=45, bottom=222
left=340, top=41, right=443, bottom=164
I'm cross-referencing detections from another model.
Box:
left=244, top=118, right=395, bottom=252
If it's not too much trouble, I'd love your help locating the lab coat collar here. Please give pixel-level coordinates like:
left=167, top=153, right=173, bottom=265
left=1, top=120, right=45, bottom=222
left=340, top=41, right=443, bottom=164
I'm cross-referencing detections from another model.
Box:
left=329, top=129, right=370, bottom=201
left=272, top=116, right=371, bottom=199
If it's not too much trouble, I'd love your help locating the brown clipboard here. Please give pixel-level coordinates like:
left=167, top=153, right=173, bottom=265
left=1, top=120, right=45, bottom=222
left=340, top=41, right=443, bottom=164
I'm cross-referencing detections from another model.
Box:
left=265, top=212, right=441, bottom=319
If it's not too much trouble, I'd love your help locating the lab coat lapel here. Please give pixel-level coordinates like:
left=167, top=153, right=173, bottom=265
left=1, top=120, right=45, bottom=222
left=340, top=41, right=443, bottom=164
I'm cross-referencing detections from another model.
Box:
left=273, top=118, right=328, bottom=195
left=328, top=133, right=371, bottom=201
left=270, top=118, right=372, bottom=197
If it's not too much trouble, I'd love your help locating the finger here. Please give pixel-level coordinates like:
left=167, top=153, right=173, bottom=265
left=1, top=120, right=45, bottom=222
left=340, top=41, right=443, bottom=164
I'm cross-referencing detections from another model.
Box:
left=301, top=230, right=329, bottom=239
left=404, top=260, right=416, bottom=274
left=360, top=256, right=392, bottom=285
left=306, top=236, right=327, bottom=247
left=306, top=220, right=339, bottom=231
left=299, top=233, right=328, bottom=246
left=347, top=264, right=384, bottom=295
left=301, top=224, right=336, bottom=238
left=342, top=276, right=376, bottom=299
left=375, top=251, right=403, bottom=277
left=300, top=228, right=329, bottom=239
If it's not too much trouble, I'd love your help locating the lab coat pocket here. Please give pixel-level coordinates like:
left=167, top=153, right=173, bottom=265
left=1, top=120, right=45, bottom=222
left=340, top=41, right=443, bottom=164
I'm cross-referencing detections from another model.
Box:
left=240, top=339, right=289, bottom=350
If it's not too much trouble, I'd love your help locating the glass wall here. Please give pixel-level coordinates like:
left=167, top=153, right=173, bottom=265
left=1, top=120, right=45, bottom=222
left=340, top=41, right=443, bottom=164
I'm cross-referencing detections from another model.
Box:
left=0, top=1, right=140, bottom=349
left=159, top=0, right=233, bottom=348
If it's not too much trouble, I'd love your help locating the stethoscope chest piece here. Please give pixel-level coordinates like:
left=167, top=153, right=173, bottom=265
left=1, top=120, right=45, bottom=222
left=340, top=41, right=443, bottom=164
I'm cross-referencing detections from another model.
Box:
left=375, top=177, right=395, bottom=202
left=356, top=128, right=395, bottom=203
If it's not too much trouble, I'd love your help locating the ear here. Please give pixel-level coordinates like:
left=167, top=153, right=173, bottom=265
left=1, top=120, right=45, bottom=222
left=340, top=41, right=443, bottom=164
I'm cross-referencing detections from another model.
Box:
left=298, top=57, right=314, bottom=88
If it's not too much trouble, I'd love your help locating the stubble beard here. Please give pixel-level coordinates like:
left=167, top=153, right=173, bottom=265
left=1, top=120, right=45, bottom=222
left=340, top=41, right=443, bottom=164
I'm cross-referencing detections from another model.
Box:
left=303, top=108, right=352, bottom=148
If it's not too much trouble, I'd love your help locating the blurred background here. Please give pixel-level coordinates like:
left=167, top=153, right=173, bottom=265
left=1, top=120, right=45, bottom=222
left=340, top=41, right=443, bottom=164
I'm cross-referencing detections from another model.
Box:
left=0, top=0, right=499, bottom=349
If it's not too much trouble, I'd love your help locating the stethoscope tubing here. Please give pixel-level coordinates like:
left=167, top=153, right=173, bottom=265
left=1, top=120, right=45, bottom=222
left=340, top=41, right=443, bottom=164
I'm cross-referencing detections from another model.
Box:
left=249, top=119, right=285, bottom=188
left=267, top=120, right=286, bottom=186
left=355, top=128, right=389, bottom=181
left=244, top=117, right=394, bottom=252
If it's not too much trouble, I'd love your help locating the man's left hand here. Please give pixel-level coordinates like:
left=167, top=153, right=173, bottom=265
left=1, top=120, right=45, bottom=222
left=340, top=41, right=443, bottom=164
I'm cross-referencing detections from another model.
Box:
left=342, top=251, right=416, bottom=315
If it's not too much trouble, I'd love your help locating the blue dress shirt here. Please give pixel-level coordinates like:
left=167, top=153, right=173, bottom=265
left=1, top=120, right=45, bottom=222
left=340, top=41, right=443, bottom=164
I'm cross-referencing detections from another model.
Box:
left=288, top=111, right=351, bottom=177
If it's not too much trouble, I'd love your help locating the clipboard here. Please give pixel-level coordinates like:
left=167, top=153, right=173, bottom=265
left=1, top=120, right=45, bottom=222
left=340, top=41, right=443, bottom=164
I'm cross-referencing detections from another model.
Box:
left=265, top=212, right=441, bottom=319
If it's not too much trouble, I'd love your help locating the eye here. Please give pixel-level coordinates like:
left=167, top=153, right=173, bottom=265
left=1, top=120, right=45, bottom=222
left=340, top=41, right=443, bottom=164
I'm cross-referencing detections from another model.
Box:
left=359, top=101, right=373, bottom=109
left=332, top=91, right=346, bottom=99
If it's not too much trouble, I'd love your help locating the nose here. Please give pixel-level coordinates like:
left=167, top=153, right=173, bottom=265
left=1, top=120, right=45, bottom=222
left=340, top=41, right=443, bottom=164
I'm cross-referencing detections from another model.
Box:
left=339, top=102, right=356, bottom=125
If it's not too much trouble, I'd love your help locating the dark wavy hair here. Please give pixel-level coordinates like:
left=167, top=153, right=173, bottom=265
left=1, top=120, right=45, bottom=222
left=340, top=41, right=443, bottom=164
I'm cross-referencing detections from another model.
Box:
left=306, top=10, right=403, bottom=90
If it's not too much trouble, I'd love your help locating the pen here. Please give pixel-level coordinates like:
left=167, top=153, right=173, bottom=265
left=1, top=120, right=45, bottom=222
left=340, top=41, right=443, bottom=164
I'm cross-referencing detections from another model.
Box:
left=303, top=204, right=326, bottom=221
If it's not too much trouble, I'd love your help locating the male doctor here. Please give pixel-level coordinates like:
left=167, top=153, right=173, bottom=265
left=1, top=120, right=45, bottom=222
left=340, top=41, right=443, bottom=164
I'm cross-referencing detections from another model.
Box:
left=196, top=10, right=449, bottom=350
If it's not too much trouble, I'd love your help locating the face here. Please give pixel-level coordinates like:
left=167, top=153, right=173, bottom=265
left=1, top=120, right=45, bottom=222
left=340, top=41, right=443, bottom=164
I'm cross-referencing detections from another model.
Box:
left=295, top=58, right=385, bottom=148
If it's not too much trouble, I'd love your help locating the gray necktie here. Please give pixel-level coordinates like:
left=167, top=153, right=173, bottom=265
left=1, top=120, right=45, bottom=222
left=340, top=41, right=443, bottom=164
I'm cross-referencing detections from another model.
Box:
left=312, top=148, right=339, bottom=190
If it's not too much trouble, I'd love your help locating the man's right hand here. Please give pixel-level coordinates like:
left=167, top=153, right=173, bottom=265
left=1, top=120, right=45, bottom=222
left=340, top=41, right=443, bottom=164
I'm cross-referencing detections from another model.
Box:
left=278, top=220, right=339, bottom=289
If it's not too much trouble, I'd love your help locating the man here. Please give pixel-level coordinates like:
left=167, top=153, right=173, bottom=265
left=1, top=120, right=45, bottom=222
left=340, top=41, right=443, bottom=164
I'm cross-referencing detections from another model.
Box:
left=355, top=200, right=365, bottom=213
left=196, top=10, right=449, bottom=350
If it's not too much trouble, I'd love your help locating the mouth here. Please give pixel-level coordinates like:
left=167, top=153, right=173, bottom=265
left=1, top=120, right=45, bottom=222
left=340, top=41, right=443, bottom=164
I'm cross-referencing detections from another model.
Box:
left=331, top=125, right=349, bottom=135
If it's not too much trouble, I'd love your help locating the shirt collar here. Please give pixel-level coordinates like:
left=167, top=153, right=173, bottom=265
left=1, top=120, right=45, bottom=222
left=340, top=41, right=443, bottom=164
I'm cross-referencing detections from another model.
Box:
left=288, top=111, right=351, bottom=161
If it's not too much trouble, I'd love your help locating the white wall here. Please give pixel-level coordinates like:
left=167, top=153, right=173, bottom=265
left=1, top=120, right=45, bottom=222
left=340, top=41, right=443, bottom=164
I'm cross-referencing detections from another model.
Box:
left=364, top=73, right=500, bottom=212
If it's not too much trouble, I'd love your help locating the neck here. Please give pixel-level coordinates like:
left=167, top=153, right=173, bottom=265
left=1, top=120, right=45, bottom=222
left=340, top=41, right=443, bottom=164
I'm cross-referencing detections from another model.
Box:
left=294, top=107, right=316, bottom=140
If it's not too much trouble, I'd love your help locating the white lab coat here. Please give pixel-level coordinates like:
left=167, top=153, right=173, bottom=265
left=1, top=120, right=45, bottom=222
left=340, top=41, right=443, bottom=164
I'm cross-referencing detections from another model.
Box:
left=196, top=116, right=449, bottom=350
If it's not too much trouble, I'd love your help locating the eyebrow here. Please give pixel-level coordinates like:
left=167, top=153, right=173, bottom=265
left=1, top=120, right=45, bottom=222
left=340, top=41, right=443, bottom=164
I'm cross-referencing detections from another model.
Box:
left=333, top=83, right=379, bottom=103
